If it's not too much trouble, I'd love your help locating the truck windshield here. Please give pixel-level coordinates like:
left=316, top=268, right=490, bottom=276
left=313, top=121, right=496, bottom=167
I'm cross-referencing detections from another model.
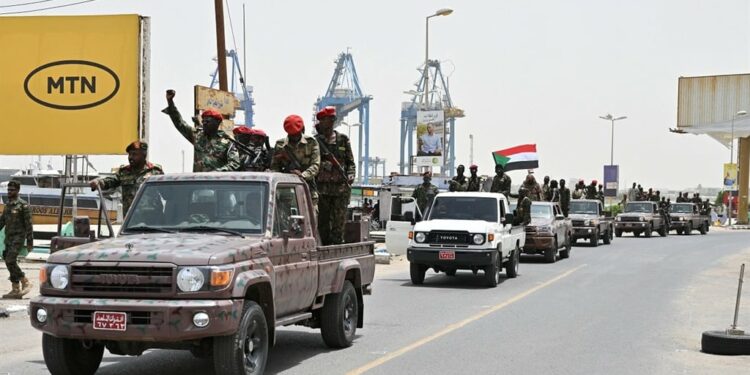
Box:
left=123, top=181, right=268, bottom=235
left=625, top=202, right=653, bottom=213
left=429, top=196, right=498, bottom=222
left=569, top=201, right=598, bottom=215
left=531, top=204, right=553, bottom=219
left=670, top=204, right=693, bottom=213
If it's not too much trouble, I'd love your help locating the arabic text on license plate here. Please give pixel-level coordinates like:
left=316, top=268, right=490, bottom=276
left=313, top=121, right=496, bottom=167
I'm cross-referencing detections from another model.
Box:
left=439, top=251, right=455, bottom=260
left=92, top=311, right=127, bottom=331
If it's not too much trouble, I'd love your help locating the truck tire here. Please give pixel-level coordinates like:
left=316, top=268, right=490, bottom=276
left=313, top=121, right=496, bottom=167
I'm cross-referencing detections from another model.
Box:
left=445, top=268, right=457, bottom=276
left=615, top=229, right=622, bottom=238
left=560, top=236, right=571, bottom=259
left=686, top=222, right=693, bottom=235
left=634, top=231, right=641, bottom=237
left=484, top=256, right=500, bottom=287
left=504, top=247, right=520, bottom=278
left=214, top=301, right=269, bottom=375
left=659, top=223, right=667, bottom=237
left=410, top=263, right=426, bottom=285
left=590, top=229, right=599, bottom=247
left=645, top=224, right=653, bottom=238
left=321, top=281, right=359, bottom=348
left=700, top=222, right=708, bottom=235
left=603, top=228, right=612, bottom=245
left=42, top=334, right=104, bottom=375
left=544, top=240, right=557, bottom=263
left=701, top=330, right=750, bottom=355
left=676, top=228, right=683, bottom=235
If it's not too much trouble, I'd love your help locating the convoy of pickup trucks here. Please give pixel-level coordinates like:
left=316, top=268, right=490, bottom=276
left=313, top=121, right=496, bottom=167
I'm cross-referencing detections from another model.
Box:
left=27, top=174, right=714, bottom=375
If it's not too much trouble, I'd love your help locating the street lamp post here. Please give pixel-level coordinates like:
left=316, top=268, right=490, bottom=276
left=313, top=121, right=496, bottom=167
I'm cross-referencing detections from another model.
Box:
left=340, top=121, right=361, bottom=138
left=728, top=110, right=747, bottom=225
left=424, top=8, right=453, bottom=106
left=598, top=113, right=627, bottom=165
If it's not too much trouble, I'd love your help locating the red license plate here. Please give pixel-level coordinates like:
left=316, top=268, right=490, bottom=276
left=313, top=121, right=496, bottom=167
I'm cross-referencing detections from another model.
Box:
left=439, top=250, right=455, bottom=260
left=92, top=311, right=127, bottom=331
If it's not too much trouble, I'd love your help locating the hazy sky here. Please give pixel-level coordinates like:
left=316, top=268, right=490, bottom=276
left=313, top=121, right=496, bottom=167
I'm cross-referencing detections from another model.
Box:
left=1, top=0, right=748, bottom=190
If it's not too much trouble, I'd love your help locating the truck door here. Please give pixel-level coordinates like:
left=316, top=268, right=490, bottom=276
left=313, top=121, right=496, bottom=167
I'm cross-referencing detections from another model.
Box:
left=272, top=184, right=316, bottom=316
left=385, top=196, right=421, bottom=256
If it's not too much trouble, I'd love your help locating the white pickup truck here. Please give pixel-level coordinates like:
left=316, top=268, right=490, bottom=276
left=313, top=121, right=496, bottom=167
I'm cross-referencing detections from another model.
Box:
left=406, top=192, right=526, bottom=287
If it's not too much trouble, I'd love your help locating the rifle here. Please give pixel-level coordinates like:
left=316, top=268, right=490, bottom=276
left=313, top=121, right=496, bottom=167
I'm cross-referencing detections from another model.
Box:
left=277, top=144, right=318, bottom=190
left=316, top=135, right=351, bottom=187
left=220, top=133, right=271, bottom=170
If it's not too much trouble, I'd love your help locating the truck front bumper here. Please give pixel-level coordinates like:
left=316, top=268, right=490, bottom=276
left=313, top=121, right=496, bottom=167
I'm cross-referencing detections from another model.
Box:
left=571, top=226, right=596, bottom=239
left=29, top=296, right=243, bottom=342
left=523, top=234, right=555, bottom=252
left=407, top=247, right=496, bottom=267
left=614, top=222, right=648, bottom=232
left=670, top=221, right=688, bottom=230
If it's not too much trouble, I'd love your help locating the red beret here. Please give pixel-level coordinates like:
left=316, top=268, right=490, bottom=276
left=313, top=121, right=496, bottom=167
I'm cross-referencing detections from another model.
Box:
left=469, top=164, right=478, bottom=170
left=316, top=106, right=336, bottom=120
left=592, top=180, right=598, bottom=184
left=233, top=126, right=253, bottom=135
left=126, top=141, right=148, bottom=152
left=284, top=115, right=304, bottom=135
left=251, top=128, right=267, bottom=137
left=202, top=108, right=223, bottom=122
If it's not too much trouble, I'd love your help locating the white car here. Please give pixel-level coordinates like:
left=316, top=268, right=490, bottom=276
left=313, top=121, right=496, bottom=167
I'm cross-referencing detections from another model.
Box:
left=406, top=192, right=526, bottom=287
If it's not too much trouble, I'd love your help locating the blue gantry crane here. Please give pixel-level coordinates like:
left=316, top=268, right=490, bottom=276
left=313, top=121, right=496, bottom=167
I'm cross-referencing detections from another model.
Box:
left=400, top=59, right=464, bottom=176
left=315, top=51, right=373, bottom=183
left=210, top=49, right=256, bottom=127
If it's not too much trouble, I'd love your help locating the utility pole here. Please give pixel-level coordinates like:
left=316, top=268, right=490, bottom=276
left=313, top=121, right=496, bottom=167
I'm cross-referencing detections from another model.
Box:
left=469, top=134, right=474, bottom=165
left=214, top=0, right=228, bottom=91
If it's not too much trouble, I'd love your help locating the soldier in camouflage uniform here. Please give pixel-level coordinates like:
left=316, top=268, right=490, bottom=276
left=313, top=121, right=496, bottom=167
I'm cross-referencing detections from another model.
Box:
left=549, top=179, right=560, bottom=202
left=466, top=164, right=482, bottom=192
left=314, top=107, right=356, bottom=245
left=597, top=184, right=605, bottom=204
left=1, top=180, right=33, bottom=299
left=232, top=126, right=272, bottom=171
left=449, top=165, right=468, bottom=192
left=572, top=180, right=585, bottom=199
left=514, top=186, right=532, bottom=226
left=163, top=89, right=240, bottom=172
left=559, top=179, right=571, bottom=217
left=412, top=171, right=439, bottom=216
left=541, top=176, right=551, bottom=201
left=490, top=165, right=512, bottom=197
left=522, top=174, right=543, bottom=201
left=584, top=180, right=598, bottom=200
left=271, top=114, right=321, bottom=212
left=90, top=141, right=164, bottom=215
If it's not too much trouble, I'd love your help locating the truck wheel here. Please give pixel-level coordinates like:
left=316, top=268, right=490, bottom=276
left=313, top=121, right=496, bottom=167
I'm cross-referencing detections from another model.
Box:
left=484, top=257, right=500, bottom=287
left=659, top=224, right=667, bottom=237
left=42, top=334, right=104, bottom=375
left=700, top=222, right=708, bottom=235
left=560, top=236, right=571, bottom=259
left=645, top=224, right=653, bottom=238
left=445, top=268, right=457, bottom=276
left=702, top=330, right=750, bottom=355
left=410, top=263, right=426, bottom=285
left=603, top=228, right=612, bottom=245
left=544, top=240, right=557, bottom=263
left=634, top=231, right=641, bottom=237
left=214, top=301, right=269, bottom=375
left=321, top=281, right=359, bottom=348
left=504, top=247, right=520, bottom=278
left=590, top=229, right=599, bottom=247
left=676, top=228, right=683, bottom=235
left=686, top=222, right=693, bottom=235
left=615, top=229, right=622, bottom=238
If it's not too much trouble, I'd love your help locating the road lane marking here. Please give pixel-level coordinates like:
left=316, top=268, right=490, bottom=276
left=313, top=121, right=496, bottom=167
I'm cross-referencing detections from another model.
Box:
left=347, top=264, right=588, bottom=375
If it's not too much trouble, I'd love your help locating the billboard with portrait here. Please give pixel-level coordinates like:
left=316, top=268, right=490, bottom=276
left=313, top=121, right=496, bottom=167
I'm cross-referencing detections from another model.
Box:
left=414, top=110, right=445, bottom=167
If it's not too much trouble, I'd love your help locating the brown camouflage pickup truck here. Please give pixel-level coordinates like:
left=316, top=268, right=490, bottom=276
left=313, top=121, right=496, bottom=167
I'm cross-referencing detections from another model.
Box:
left=29, top=172, right=375, bottom=375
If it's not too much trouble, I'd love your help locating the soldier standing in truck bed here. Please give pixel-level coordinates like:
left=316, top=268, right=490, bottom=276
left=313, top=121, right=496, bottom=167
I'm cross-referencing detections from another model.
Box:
left=559, top=179, right=571, bottom=217
left=0, top=180, right=33, bottom=299
left=490, top=165, right=512, bottom=197
left=232, top=126, right=272, bottom=172
left=466, top=165, right=482, bottom=192
left=449, top=165, right=468, bottom=192
left=413, top=171, right=439, bottom=216
left=271, top=115, right=321, bottom=212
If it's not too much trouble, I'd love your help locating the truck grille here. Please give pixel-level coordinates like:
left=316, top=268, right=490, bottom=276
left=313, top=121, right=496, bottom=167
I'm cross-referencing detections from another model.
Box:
left=71, top=265, right=174, bottom=294
left=620, top=217, right=641, bottom=222
left=571, top=220, right=586, bottom=226
left=428, top=231, right=471, bottom=245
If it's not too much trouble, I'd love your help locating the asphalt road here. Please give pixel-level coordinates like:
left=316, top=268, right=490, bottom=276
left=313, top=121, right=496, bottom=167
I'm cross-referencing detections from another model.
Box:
left=2, top=229, right=750, bottom=374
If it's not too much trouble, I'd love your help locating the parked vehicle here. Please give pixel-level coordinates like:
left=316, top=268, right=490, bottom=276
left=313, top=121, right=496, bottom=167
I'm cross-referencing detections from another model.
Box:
left=30, top=172, right=376, bottom=375
left=522, top=202, right=572, bottom=262
left=407, top=192, right=525, bottom=287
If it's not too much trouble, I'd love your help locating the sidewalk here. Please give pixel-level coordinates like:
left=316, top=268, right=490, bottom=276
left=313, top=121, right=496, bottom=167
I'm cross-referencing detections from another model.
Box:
left=0, top=260, right=43, bottom=316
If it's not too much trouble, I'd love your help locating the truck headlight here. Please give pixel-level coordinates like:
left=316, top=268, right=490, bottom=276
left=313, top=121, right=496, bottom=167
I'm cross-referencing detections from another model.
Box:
left=472, top=234, right=485, bottom=245
left=177, top=267, right=205, bottom=292
left=583, top=220, right=591, bottom=226
left=615, top=217, right=621, bottom=222
left=49, top=265, right=69, bottom=289
left=639, top=217, right=646, bottom=222
left=415, top=232, right=427, bottom=243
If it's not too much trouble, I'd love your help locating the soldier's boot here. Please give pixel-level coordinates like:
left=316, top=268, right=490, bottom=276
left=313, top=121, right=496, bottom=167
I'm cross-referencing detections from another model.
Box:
left=2, top=283, right=21, bottom=299
left=20, top=277, right=33, bottom=296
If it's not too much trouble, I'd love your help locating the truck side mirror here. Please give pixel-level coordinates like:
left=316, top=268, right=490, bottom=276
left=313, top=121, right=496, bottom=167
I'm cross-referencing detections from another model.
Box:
left=555, top=214, right=565, bottom=220
left=505, top=213, right=514, bottom=224
left=290, top=215, right=305, bottom=236
left=404, top=211, right=415, bottom=225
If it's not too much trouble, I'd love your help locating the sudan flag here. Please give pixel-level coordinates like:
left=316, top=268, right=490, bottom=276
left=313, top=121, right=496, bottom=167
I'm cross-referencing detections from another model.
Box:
left=492, top=144, right=539, bottom=171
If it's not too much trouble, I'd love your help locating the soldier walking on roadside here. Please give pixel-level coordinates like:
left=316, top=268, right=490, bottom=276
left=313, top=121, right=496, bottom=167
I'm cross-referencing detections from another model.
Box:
left=559, top=179, right=571, bottom=217
left=466, top=165, right=482, bottom=192
left=314, top=107, right=356, bottom=245
left=271, top=115, right=321, bottom=212
left=90, top=141, right=164, bottom=215
left=490, top=165, right=512, bottom=197
left=413, top=171, right=439, bottom=217
left=1, top=180, right=33, bottom=299
left=163, top=89, right=240, bottom=172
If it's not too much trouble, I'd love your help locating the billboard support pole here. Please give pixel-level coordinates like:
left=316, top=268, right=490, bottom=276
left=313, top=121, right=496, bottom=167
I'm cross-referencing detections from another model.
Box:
left=214, top=0, right=228, bottom=91
left=739, top=137, right=749, bottom=225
